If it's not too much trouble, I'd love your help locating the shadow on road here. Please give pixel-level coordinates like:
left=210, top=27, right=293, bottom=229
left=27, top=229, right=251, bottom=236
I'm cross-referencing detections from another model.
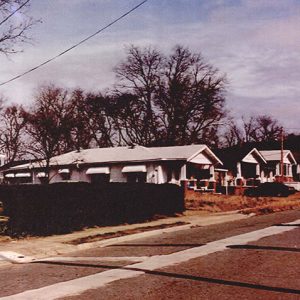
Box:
left=107, top=243, right=205, bottom=247
left=227, top=244, right=300, bottom=253
left=273, top=223, right=300, bottom=226
left=33, top=260, right=300, bottom=296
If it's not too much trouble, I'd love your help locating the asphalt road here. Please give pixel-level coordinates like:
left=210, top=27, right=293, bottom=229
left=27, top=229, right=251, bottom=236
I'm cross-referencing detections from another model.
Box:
left=1, top=209, right=300, bottom=300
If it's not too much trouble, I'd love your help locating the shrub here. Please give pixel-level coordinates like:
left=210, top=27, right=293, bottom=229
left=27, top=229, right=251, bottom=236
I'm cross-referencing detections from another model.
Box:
left=0, top=182, right=184, bottom=236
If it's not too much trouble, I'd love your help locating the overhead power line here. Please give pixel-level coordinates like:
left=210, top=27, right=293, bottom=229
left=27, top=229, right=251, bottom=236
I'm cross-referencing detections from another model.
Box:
left=0, top=0, right=30, bottom=27
left=0, top=0, right=148, bottom=87
left=285, top=127, right=300, bottom=130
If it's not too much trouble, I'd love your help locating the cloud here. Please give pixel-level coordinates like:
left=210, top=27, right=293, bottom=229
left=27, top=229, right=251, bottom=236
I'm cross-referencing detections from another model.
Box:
left=0, top=0, right=299, bottom=130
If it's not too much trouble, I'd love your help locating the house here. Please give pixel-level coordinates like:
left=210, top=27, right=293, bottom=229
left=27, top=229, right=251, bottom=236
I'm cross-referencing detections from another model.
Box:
left=291, top=151, right=300, bottom=182
left=4, top=145, right=223, bottom=190
left=260, top=150, right=297, bottom=183
left=214, top=147, right=267, bottom=194
left=0, top=154, right=8, bottom=183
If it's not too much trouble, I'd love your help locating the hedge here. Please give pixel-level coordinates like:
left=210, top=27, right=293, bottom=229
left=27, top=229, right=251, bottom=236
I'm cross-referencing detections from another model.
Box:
left=0, top=182, right=184, bottom=236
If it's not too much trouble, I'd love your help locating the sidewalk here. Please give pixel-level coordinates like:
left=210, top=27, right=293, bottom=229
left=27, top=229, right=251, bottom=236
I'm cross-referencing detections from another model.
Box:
left=0, top=211, right=248, bottom=266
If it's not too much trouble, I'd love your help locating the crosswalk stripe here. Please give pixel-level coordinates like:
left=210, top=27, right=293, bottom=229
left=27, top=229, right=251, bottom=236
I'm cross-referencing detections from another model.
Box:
left=1, top=220, right=299, bottom=300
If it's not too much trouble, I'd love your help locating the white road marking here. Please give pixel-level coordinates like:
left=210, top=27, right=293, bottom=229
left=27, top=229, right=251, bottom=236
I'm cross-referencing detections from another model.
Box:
left=37, top=256, right=149, bottom=263
left=1, top=220, right=299, bottom=300
left=0, top=252, right=35, bottom=264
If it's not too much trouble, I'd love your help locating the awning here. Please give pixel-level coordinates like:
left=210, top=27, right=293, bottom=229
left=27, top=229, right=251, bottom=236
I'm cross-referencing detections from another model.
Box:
left=122, top=165, right=147, bottom=173
left=86, top=167, right=110, bottom=175
left=215, top=168, right=228, bottom=172
left=37, top=172, right=47, bottom=178
left=15, top=173, right=31, bottom=178
left=4, top=173, right=15, bottom=178
left=58, top=169, right=70, bottom=174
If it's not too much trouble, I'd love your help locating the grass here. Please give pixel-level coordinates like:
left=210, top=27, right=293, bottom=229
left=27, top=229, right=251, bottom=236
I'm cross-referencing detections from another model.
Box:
left=185, top=192, right=300, bottom=215
left=65, top=221, right=189, bottom=245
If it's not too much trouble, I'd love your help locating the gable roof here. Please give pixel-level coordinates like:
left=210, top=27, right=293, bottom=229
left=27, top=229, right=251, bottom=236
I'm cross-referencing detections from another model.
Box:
left=150, top=145, right=206, bottom=160
left=149, top=145, right=222, bottom=165
left=292, top=151, right=300, bottom=164
left=214, top=146, right=265, bottom=170
left=260, top=150, right=297, bottom=164
left=242, top=148, right=267, bottom=164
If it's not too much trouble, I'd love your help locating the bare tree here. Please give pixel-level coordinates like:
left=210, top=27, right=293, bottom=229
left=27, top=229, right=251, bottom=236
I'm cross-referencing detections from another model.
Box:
left=66, top=90, right=115, bottom=150
left=157, top=45, right=226, bottom=145
left=114, top=45, right=162, bottom=145
left=23, top=85, right=72, bottom=182
left=111, top=93, right=150, bottom=146
left=222, top=114, right=283, bottom=147
left=221, top=118, right=243, bottom=147
left=0, top=0, right=39, bottom=55
left=65, top=89, right=93, bottom=151
left=113, top=45, right=227, bottom=146
left=84, top=93, right=115, bottom=148
left=0, top=104, right=26, bottom=163
left=254, top=115, right=282, bottom=142
left=242, top=116, right=258, bottom=143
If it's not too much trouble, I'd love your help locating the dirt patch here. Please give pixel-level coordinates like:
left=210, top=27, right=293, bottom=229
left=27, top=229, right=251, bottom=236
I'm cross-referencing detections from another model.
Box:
left=66, top=221, right=189, bottom=245
left=185, top=192, right=300, bottom=215
left=0, top=236, right=11, bottom=243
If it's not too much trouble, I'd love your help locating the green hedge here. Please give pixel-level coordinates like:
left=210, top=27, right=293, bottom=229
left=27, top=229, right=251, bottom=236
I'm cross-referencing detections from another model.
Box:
left=0, top=182, right=184, bottom=236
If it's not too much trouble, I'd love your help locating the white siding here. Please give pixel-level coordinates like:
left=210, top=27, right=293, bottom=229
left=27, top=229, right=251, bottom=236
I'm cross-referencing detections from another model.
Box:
left=27, top=161, right=189, bottom=185
left=110, top=165, right=127, bottom=182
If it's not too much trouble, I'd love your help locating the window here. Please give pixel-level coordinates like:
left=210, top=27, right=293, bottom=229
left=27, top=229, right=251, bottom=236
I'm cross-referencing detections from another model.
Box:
left=122, top=165, right=147, bottom=183
left=127, top=172, right=146, bottom=183
left=90, top=174, right=110, bottom=184
left=60, top=172, right=71, bottom=181
left=59, top=169, right=70, bottom=181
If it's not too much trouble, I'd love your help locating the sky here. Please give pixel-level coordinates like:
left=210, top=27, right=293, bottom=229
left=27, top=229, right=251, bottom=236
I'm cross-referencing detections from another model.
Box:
left=0, top=0, right=299, bottom=132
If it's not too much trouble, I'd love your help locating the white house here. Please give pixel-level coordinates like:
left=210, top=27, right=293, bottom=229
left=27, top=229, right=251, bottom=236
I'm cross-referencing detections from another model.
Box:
left=4, top=145, right=223, bottom=187
left=215, top=147, right=267, bottom=187
left=260, top=150, right=297, bottom=182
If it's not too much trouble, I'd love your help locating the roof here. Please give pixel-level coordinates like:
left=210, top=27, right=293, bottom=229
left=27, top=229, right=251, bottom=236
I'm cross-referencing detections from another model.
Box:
left=242, top=148, right=266, bottom=164
left=9, top=144, right=222, bottom=171
left=150, top=145, right=206, bottom=160
left=214, top=146, right=265, bottom=170
left=52, top=146, right=156, bottom=165
left=0, top=159, right=39, bottom=171
left=150, top=145, right=222, bottom=165
left=260, top=150, right=297, bottom=164
left=292, top=151, right=300, bottom=164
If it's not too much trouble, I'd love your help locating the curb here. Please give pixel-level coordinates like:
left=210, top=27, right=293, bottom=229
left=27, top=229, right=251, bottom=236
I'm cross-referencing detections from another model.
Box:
left=0, top=212, right=249, bottom=266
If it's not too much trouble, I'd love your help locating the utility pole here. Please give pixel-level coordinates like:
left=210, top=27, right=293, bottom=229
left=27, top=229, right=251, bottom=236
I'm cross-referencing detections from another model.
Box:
left=280, top=127, right=284, bottom=182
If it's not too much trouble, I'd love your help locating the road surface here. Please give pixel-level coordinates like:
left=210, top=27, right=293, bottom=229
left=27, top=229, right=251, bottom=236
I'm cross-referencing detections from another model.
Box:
left=1, top=209, right=300, bottom=299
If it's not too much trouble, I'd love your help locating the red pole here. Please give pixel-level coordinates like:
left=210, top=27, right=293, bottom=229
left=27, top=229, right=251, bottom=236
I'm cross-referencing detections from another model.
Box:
left=280, top=127, right=284, bottom=182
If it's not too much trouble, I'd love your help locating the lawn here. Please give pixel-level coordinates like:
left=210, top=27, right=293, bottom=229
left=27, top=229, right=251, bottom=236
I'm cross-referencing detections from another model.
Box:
left=185, top=192, right=300, bottom=215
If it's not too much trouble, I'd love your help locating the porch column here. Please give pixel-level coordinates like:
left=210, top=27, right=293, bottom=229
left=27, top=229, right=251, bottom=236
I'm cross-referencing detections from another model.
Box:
left=156, top=165, right=164, bottom=184
left=180, top=164, right=187, bottom=180
left=269, top=171, right=273, bottom=182
left=288, top=165, right=292, bottom=177
left=224, top=173, right=229, bottom=195
left=209, top=165, right=215, bottom=181
left=171, top=171, right=175, bottom=182
left=32, top=171, right=36, bottom=184
left=256, top=164, right=260, bottom=177
left=275, top=163, right=280, bottom=176
left=260, top=170, right=265, bottom=182
left=237, top=162, right=242, bottom=178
